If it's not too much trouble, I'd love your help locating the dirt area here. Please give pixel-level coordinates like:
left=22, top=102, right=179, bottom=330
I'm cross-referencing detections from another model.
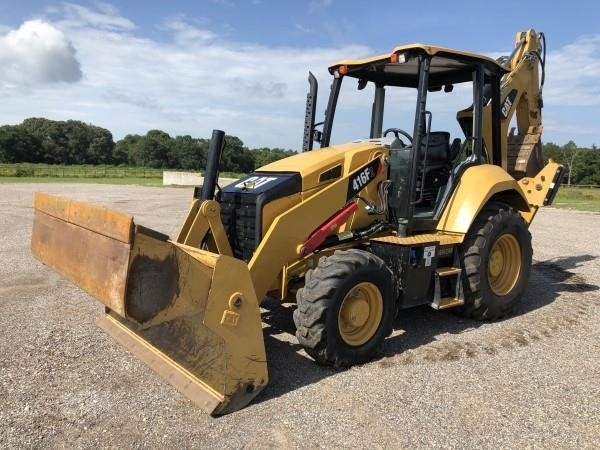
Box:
left=1, top=183, right=598, bottom=449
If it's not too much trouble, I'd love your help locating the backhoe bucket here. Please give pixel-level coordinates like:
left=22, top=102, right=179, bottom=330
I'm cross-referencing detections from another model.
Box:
left=31, top=193, right=268, bottom=416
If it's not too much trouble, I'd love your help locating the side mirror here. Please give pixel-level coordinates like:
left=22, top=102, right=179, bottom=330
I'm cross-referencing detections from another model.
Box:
left=313, top=129, right=323, bottom=143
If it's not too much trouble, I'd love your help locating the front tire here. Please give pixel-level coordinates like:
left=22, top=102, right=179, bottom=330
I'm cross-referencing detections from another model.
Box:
left=459, top=203, right=532, bottom=320
left=293, top=249, right=395, bottom=367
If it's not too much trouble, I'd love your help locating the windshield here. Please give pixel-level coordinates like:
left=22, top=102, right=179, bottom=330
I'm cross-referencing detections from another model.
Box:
left=326, top=76, right=473, bottom=147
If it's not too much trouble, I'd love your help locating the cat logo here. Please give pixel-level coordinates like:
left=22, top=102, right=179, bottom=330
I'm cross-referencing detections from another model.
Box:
left=501, top=89, right=518, bottom=119
left=234, top=176, right=278, bottom=190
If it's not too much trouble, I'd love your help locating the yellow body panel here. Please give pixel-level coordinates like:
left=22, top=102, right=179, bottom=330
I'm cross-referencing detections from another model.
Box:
left=176, top=199, right=232, bottom=255
left=259, top=142, right=388, bottom=235
left=250, top=150, right=388, bottom=301
left=259, top=141, right=382, bottom=191
left=371, top=233, right=464, bottom=246
left=436, top=164, right=528, bottom=234
left=328, top=43, right=503, bottom=73
left=517, top=161, right=563, bottom=223
left=261, top=193, right=302, bottom=237
left=392, top=43, right=502, bottom=67
left=437, top=162, right=560, bottom=234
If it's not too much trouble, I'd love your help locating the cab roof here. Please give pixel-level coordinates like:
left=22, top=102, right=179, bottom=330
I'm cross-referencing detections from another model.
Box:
left=328, top=43, right=507, bottom=87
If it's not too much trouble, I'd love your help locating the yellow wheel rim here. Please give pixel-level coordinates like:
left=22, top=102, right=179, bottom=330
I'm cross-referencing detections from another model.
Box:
left=338, top=282, right=383, bottom=346
left=488, top=234, right=521, bottom=296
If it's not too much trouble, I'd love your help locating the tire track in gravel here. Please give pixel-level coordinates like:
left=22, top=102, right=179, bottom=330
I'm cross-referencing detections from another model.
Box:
left=379, top=260, right=599, bottom=367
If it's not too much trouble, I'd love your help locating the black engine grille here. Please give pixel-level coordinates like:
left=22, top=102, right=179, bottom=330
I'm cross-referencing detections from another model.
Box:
left=220, top=193, right=258, bottom=261
left=216, top=172, right=302, bottom=262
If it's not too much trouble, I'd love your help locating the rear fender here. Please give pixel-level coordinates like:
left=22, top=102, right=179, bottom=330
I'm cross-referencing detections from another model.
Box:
left=437, top=165, right=529, bottom=234
left=437, top=162, right=563, bottom=234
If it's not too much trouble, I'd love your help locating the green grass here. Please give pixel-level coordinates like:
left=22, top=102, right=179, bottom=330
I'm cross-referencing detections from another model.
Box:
left=0, top=163, right=164, bottom=178
left=0, top=176, right=165, bottom=186
left=0, top=163, right=245, bottom=187
left=2, top=163, right=598, bottom=212
left=0, top=163, right=170, bottom=187
left=552, top=186, right=600, bottom=212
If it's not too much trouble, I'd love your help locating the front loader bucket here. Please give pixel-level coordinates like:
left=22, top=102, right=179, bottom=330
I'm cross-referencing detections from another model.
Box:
left=31, top=193, right=268, bottom=416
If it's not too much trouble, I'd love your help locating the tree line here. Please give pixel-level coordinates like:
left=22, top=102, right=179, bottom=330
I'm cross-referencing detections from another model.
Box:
left=543, top=141, right=600, bottom=186
left=1, top=118, right=599, bottom=184
left=0, top=118, right=295, bottom=173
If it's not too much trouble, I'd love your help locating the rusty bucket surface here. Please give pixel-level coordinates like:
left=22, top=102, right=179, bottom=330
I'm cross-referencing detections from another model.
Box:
left=32, top=193, right=268, bottom=415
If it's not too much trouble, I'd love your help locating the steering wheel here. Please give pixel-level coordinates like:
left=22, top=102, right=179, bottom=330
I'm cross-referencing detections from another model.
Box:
left=383, top=128, right=413, bottom=146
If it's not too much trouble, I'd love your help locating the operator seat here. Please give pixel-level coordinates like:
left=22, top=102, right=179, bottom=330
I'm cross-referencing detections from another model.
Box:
left=420, top=131, right=450, bottom=164
left=417, top=131, right=451, bottom=206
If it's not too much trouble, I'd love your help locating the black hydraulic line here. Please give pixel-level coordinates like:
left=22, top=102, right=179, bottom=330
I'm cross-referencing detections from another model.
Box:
left=473, top=65, right=485, bottom=161
left=321, top=76, right=343, bottom=148
left=533, top=32, right=546, bottom=109
left=539, top=32, right=546, bottom=90
left=314, top=221, right=393, bottom=252
left=491, top=74, right=502, bottom=166
left=200, top=129, right=225, bottom=200
left=354, top=221, right=392, bottom=239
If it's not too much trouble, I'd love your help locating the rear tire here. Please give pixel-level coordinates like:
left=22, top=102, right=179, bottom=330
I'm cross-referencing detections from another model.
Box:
left=458, top=203, right=532, bottom=320
left=293, top=249, right=395, bottom=367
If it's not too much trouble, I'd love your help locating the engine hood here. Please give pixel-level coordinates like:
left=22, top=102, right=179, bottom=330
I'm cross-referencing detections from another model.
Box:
left=256, top=140, right=389, bottom=192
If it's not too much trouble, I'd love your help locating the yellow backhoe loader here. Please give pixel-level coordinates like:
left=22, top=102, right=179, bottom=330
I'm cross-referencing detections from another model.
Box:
left=32, top=29, right=563, bottom=415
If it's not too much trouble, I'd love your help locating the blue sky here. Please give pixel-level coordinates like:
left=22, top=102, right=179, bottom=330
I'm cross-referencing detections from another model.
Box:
left=1, top=1, right=599, bottom=149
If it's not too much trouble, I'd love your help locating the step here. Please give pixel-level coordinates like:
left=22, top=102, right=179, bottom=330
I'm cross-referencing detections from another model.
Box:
left=431, top=296, right=464, bottom=310
left=436, top=266, right=461, bottom=277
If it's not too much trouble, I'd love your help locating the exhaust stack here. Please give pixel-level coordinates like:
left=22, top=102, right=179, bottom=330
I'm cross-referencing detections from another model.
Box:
left=200, top=129, right=225, bottom=200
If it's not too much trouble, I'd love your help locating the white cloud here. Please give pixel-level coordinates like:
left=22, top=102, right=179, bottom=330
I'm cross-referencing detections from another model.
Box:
left=0, top=4, right=371, bottom=149
left=209, top=0, right=234, bottom=6
left=544, top=121, right=600, bottom=136
left=62, top=3, right=134, bottom=30
left=163, top=18, right=217, bottom=45
left=0, top=20, right=82, bottom=86
left=309, top=0, right=333, bottom=14
left=544, top=35, right=600, bottom=106
left=295, top=23, right=313, bottom=34
left=1, top=4, right=599, bottom=149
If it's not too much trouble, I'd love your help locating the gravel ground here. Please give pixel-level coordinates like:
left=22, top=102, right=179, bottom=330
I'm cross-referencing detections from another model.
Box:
left=1, top=183, right=598, bottom=449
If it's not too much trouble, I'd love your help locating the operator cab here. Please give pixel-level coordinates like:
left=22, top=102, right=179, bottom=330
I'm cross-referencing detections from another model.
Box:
left=304, top=45, right=506, bottom=235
